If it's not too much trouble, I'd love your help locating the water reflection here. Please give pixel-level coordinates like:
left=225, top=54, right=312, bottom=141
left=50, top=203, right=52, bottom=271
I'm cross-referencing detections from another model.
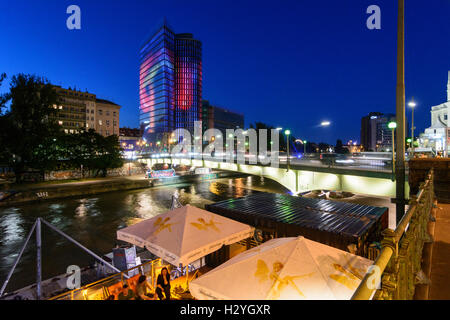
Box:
left=0, top=209, right=25, bottom=245
left=0, top=175, right=289, bottom=291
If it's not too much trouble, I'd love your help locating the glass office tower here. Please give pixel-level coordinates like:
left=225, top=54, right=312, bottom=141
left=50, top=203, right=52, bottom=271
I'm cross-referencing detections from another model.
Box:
left=139, top=22, right=175, bottom=146
left=175, top=33, right=203, bottom=136
left=139, top=22, right=202, bottom=149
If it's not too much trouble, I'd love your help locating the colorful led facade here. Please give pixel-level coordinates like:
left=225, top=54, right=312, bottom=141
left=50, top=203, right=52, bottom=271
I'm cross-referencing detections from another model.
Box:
left=175, top=33, right=202, bottom=135
left=139, top=22, right=175, bottom=145
left=139, top=22, right=202, bottom=148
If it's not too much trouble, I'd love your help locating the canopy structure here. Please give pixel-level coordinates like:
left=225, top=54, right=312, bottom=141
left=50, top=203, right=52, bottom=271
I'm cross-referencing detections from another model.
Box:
left=117, top=205, right=254, bottom=266
left=189, top=236, right=374, bottom=300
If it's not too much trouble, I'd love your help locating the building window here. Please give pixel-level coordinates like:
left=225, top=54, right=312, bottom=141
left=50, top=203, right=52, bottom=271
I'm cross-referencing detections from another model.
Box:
left=91, top=110, right=94, bottom=114
left=98, top=110, right=103, bottom=115
left=106, top=120, right=110, bottom=126
left=99, top=120, right=102, bottom=126
left=106, top=111, right=110, bottom=116
left=113, top=112, right=116, bottom=117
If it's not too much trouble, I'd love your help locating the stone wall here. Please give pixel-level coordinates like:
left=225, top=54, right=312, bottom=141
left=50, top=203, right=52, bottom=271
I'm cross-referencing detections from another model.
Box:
left=44, top=162, right=147, bottom=181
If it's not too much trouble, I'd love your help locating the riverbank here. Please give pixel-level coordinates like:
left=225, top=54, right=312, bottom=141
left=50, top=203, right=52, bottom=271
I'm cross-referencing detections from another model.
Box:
left=0, top=171, right=243, bottom=207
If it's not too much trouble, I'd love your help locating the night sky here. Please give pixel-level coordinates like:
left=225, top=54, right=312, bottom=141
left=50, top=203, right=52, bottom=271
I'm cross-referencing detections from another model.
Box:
left=1, top=0, right=449, bottom=144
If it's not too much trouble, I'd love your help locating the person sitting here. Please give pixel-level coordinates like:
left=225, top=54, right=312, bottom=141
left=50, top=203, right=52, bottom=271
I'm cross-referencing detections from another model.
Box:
left=118, top=283, right=135, bottom=300
left=156, top=267, right=171, bottom=300
left=135, top=275, right=155, bottom=300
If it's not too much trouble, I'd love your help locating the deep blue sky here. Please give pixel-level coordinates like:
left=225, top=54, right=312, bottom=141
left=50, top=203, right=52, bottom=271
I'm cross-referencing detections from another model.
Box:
left=1, top=0, right=449, bottom=144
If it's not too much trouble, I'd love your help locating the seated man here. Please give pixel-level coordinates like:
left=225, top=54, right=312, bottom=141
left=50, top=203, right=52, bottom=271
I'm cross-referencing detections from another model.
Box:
left=118, top=283, right=135, bottom=300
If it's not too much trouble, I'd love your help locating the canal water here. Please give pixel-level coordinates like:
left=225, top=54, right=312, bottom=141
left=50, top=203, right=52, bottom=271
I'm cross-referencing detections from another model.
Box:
left=0, top=175, right=289, bottom=292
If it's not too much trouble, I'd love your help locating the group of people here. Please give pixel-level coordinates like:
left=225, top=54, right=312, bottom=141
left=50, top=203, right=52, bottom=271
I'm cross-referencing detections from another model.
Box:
left=106, top=267, right=171, bottom=301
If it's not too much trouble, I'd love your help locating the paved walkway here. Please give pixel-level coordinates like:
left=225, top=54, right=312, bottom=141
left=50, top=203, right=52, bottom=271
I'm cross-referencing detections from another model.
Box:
left=5, top=174, right=146, bottom=191
left=429, top=203, right=450, bottom=300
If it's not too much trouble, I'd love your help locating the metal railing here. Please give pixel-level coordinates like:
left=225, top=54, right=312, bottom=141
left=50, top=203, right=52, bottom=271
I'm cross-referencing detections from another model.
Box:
left=352, top=169, right=435, bottom=300
left=49, top=258, right=163, bottom=300
left=144, top=152, right=394, bottom=173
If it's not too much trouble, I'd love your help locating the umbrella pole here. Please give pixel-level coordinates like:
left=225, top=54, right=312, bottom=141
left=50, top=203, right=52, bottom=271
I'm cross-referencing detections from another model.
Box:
left=185, top=265, right=190, bottom=292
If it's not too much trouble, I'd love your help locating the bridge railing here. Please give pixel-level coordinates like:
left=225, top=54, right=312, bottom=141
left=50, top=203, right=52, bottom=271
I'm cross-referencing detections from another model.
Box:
left=141, top=152, right=394, bottom=173
left=351, top=169, right=435, bottom=300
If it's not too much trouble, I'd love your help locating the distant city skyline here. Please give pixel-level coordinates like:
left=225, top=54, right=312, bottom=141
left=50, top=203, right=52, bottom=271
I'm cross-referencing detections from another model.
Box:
left=1, top=0, right=449, bottom=144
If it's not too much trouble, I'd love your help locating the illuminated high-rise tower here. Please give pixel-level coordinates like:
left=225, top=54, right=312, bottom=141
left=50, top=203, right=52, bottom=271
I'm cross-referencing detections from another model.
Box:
left=174, top=33, right=202, bottom=136
left=139, top=21, right=202, bottom=149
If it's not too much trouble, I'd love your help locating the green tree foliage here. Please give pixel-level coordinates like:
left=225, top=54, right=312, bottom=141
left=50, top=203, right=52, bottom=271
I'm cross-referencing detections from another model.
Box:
left=0, top=73, right=8, bottom=113
left=335, top=139, right=350, bottom=154
left=0, top=73, right=124, bottom=182
left=0, top=74, right=60, bottom=181
left=0, top=73, right=10, bottom=164
left=33, top=130, right=124, bottom=177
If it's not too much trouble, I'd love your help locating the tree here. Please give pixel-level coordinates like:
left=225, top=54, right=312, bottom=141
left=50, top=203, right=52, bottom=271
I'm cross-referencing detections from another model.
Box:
left=250, top=122, right=275, bottom=152
left=0, top=74, right=60, bottom=182
left=72, top=130, right=123, bottom=177
left=0, top=73, right=8, bottom=113
left=0, top=73, right=10, bottom=164
left=318, top=142, right=330, bottom=153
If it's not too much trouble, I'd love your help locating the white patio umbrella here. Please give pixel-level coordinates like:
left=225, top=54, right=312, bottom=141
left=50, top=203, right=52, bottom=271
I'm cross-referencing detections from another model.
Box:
left=117, top=205, right=254, bottom=266
left=189, top=236, right=374, bottom=300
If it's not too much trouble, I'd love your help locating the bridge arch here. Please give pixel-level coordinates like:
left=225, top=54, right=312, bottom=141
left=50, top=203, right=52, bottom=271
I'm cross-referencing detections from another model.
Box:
left=143, top=157, right=404, bottom=198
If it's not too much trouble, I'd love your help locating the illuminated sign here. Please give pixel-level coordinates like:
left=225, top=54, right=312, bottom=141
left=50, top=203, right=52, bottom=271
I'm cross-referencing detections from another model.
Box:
left=149, top=169, right=176, bottom=178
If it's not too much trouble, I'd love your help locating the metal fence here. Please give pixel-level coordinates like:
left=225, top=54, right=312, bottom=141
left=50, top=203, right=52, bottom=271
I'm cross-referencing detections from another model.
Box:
left=143, top=152, right=394, bottom=173
left=49, top=258, right=163, bottom=300
left=351, top=169, right=435, bottom=300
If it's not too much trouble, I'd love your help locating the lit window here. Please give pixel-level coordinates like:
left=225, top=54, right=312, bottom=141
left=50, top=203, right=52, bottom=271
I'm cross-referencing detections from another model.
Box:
left=99, top=120, right=102, bottom=125
left=58, top=121, right=63, bottom=125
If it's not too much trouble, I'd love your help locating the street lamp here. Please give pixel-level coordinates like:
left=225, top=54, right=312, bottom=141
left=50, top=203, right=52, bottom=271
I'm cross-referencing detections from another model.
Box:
left=388, top=121, right=397, bottom=174
left=295, top=139, right=307, bottom=155
left=408, top=99, right=417, bottom=156
left=284, top=130, right=291, bottom=171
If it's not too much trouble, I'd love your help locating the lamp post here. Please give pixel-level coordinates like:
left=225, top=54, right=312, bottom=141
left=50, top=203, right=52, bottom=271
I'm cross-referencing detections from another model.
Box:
left=408, top=99, right=416, bottom=156
left=388, top=121, right=397, bottom=174
left=395, top=0, right=406, bottom=224
left=285, top=130, right=291, bottom=171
